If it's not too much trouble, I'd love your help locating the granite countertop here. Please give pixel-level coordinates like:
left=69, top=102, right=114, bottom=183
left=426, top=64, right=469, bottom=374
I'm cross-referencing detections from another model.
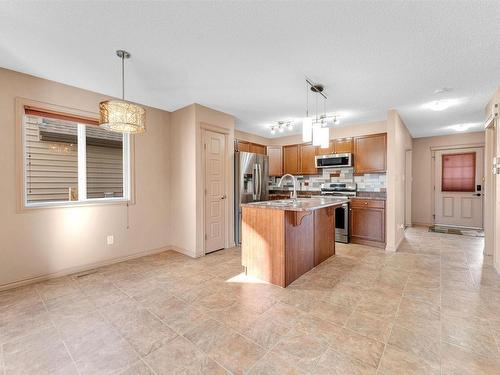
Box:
left=350, top=195, right=386, bottom=200
left=241, top=197, right=348, bottom=212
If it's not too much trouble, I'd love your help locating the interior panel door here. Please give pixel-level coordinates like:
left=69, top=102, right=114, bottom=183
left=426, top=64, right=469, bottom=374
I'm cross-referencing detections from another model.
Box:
left=205, top=130, right=227, bottom=253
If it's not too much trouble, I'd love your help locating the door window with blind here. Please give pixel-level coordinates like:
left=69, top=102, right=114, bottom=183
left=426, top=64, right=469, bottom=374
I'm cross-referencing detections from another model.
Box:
left=23, top=107, right=130, bottom=207
left=441, top=152, right=475, bottom=192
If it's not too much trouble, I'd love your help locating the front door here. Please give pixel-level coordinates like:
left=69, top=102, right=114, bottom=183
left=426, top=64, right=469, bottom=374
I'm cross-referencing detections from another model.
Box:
left=434, top=147, right=484, bottom=228
left=204, top=130, right=227, bottom=253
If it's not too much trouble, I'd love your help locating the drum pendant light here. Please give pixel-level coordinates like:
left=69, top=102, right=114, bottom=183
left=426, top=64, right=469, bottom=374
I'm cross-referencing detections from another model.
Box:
left=99, top=50, right=146, bottom=134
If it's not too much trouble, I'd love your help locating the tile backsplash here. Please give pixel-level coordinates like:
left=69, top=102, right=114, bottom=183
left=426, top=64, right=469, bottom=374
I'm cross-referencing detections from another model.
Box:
left=269, top=167, right=386, bottom=192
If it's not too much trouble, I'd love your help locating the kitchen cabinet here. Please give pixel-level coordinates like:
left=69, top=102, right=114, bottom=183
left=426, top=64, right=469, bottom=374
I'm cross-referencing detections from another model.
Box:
left=235, top=140, right=266, bottom=155
left=316, top=141, right=335, bottom=155
left=299, top=143, right=318, bottom=175
left=283, top=145, right=299, bottom=175
left=334, top=138, right=353, bottom=154
left=267, top=146, right=283, bottom=176
left=353, top=133, right=387, bottom=173
left=250, top=143, right=267, bottom=155
left=350, top=198, right=385, bottom=248
left=314, top=207, right=335, bottom=265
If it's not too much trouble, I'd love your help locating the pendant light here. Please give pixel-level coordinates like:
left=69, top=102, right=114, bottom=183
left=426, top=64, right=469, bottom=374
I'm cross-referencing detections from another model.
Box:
left=302, top=80, right=312, bottom=142
left=302, top=79, right=329, bottom=148
left=99, top=50, right=146, bottom=134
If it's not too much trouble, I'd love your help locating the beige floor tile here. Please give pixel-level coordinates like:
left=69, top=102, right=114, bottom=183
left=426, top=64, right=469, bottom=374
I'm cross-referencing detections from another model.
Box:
left=193, top=291, right=238, bottom=311
left=322, top=283, right=365, bottom=309
left=117, top=360, right=154, bottom=374
left=309, top=299, right=353, bottom=326
left=345, top=310, right=393, bottom=343
left=272, top=327, right=329, bottom=373
left=247, top=350, right=307, bottom=375
left=210, top=304, right=262, bottom=332
left=395, top=297, right=440, bottom=332
left=441, top=341, right=500, bottom=375
left=379, top=344, right=440, bottom=374
left=184, top=318, right=236, bottom=353
left=441, top=313, right=498, bottom=358
left=0, top=304, right=53, bottom=344
left=145, top=335, right=228, bottom=374
left=388, top=324, right=441, bottom=368
left=242, top=311, right=293, bottom=349
left=3, top=327, right=74, bottom=375
left=35, top=277, right=79, bottom=302
left=147, top=296, right=208, bottom=335
left=313, top=348, right=377, bottom=374
left=208, top=332, right=266, bottom=375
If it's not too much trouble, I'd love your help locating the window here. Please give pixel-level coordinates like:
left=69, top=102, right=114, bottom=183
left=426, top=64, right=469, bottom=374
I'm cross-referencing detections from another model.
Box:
left=23, top=107, right=130, bottom=207
left=442, top=152, right=475, bottom=192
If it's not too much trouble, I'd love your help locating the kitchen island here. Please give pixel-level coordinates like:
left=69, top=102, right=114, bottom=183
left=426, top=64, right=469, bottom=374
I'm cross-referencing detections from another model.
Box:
left=241, top=197, right=348, bottom=287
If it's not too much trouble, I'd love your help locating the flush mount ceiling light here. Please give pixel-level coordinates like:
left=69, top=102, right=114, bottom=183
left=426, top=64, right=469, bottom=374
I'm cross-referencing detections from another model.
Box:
left=422, top=98, right=462, bottom=112
left=270, top=121, right=293, bottom=135
left=445, top=123, right=480, bottom=132
left=99, top=50, right=146, bottom=134
left=302, top=79, right=331, bottom=148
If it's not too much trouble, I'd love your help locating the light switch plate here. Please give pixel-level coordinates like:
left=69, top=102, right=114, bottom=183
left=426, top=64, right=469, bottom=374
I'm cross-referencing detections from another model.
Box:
left=107, top=235, right=114, bottom=245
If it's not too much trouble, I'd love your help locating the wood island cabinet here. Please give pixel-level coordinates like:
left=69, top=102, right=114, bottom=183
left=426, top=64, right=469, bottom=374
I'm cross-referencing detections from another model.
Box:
left=349, top=198, right=385, bottom=248
left=353, top=133, right=387, bottom=173
left=267, top=146, right=283, bottom=176
left=299, top=144, right=318, bottom=175
left=283, top=145, right=299, bottom=175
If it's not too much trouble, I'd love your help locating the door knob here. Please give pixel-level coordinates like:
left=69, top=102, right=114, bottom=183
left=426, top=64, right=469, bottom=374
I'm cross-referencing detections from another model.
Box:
left=220, top=194, right=227, bottom=200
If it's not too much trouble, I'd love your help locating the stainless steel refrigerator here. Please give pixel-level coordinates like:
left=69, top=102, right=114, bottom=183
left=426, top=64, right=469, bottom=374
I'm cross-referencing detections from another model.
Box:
left=234, top=151, right=269, bottom=244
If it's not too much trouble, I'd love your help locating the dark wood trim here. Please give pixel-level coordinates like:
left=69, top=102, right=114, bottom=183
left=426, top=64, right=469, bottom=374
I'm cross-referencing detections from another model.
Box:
left=350, top=237, right=386, bottom=249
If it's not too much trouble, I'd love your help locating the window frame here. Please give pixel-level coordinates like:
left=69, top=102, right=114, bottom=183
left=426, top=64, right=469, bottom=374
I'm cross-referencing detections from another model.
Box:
left=16, top=98, right=135, bottom=211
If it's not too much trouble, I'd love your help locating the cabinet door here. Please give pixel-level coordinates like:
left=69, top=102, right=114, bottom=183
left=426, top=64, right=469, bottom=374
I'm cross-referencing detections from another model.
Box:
left=334, top=138, right=353, bottom=154
left=350, top=207, right=385, bottom=243
left=236, top=140, right=251, bottom=152
left=314, top=207, right=335, bottom=266
left=353, top=133, right=387, bottom=173
left=283, top=145, right=299, bottom=175
left=267, top=146, right=283, bottom=176
left=316, top=140, right=335, bottom=156
left=250, top=143, right=267, bottom=155
left=299, top=144, right=318, bottom=175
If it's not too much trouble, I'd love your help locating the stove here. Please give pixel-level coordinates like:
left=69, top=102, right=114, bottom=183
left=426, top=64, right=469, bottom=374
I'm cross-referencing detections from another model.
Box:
left=320, top=183, right=356, bottom=243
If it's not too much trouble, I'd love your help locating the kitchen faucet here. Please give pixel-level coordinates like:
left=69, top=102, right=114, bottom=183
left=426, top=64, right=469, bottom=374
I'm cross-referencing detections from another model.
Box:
left=278, top=174, right=298, bottom=200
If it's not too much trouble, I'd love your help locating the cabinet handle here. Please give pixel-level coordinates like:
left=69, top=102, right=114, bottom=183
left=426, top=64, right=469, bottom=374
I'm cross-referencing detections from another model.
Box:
left=364, top=202, right=368, bottom=205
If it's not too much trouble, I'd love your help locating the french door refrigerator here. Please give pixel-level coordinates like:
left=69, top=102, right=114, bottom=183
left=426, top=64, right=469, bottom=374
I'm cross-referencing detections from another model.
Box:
left=234, top=151, right=269, bottom=244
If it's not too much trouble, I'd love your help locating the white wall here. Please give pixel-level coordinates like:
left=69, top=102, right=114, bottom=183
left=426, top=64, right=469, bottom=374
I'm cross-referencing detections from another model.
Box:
left=0, top=68, right=171, bottom=288
left=386, top=110, right=412, bottom=251
left=411, top=131, right=485, bottom=226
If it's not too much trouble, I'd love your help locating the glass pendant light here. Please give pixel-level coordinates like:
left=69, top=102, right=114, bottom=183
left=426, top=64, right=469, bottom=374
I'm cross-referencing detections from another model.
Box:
left=99, top=50, right=146, bottom=134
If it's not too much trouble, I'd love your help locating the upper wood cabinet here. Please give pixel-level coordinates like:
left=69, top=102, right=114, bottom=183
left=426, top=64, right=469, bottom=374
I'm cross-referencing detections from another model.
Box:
left=283, top=145, right=299, bottom=175
left=250, top=143, right=267, bottom=155
left=267, top=146, right=283, bottom=177
left=235, top=140, right=266, bottom=155
left=353, top=133, right=387, bottom=173
left=334, top=138, right=353, bottom=154
left=299, top=144, right=318, bottom=175
left=316, top=141, right=335, bottom=156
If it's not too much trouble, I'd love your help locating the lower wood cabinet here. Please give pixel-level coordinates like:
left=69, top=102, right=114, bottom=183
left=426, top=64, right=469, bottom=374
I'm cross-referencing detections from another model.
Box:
left=314, top=207, right=335, bottom=265
left=349, top=198, right=385, bottom=248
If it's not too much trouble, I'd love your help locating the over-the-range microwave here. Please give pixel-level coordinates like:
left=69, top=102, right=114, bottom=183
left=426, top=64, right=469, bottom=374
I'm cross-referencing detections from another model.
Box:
left=315, top=153, right=353, bottom=168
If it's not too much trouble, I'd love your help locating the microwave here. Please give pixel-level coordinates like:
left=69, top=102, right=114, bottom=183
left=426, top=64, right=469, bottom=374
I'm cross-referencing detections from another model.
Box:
left=315, top=153, right=353, bottom=168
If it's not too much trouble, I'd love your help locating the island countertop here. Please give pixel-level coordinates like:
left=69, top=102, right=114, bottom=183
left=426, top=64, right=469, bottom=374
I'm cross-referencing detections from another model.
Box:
left=241, top=197, right=348, bottom=212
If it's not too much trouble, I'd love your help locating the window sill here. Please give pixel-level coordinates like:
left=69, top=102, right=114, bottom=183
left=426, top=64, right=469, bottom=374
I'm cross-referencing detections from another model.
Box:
left=22, top=198, right=133, bottom=211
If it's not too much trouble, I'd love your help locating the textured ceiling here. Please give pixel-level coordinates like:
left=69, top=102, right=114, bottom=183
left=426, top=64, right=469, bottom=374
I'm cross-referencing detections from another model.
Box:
left=1, top=1, right=499, bottom=138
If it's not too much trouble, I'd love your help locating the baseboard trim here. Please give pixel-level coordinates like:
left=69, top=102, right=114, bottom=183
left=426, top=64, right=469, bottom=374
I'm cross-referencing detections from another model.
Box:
left=0, top=245, right=185, bottom=292
left=169, top=245, right=196, bottom=258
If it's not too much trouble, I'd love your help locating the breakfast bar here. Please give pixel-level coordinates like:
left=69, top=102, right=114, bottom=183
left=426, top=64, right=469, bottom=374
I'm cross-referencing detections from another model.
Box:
left=241, top=197, right=348, bottom=287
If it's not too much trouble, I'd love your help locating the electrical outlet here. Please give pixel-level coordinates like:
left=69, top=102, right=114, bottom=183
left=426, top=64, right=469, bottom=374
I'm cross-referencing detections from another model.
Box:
left=107, top=235, right=114, bottom=245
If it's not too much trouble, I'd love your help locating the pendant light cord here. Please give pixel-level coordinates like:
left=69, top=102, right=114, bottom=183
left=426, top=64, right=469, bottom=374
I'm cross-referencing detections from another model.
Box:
left=121, top=54, right=125, bottom=100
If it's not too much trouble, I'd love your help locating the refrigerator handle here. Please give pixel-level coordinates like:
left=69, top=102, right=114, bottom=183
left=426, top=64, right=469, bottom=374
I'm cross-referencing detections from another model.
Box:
left=252, top=164, right=258, bottom=200
left=257, top=164, right=262, bottom=200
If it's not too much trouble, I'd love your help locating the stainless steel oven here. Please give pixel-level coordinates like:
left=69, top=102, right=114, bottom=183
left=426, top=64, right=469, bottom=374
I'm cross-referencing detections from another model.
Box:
left=315, top=153, right=352, bottom=168
left=321, top=183, right=356, bottom=243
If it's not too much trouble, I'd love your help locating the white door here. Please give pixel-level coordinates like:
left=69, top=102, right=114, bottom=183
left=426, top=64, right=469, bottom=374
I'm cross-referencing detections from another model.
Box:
left=204, top=130, right=226, bottom=253
left=434, top=147, right=484, bottom=228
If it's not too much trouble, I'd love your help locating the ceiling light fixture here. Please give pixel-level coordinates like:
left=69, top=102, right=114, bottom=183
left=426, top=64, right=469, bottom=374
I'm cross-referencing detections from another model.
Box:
left=422, top=98, right=461, bottom=112
left=303, top=79, right=330, bottom=148
left=446, top=123, right=480, bottom=132
left=99, top=50, right=146, bottom=134
left=270, top=121, right=293, bottom=135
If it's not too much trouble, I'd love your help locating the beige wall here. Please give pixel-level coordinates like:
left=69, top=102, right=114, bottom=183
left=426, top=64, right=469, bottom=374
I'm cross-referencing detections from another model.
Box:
left=0, top=68, right=171, bottom=288
left=386, top=110, right=412, bottom=251
left=169, top=104, right=197, bottom=256
left=411, top=131, right=485, bottom=226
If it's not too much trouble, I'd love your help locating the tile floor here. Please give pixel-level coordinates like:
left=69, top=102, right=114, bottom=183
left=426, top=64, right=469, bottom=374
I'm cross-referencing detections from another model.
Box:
left=1, top=227, right=500, bottom=374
